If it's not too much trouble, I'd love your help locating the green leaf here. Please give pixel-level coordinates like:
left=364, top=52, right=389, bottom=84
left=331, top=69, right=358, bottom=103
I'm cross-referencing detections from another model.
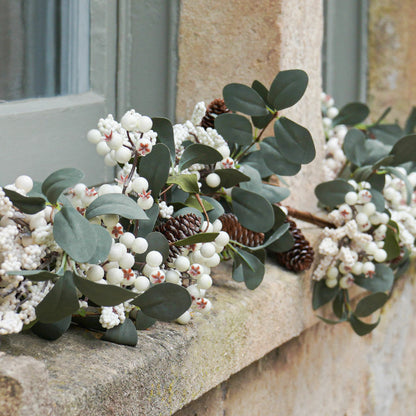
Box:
left=332, top=290, right=346, bottom=319
left=332, top=102, right=370, bottom=126
left=368, top=173, right=386, bottom=192
left=135, top=232, right=170, bottom=263
left=139, top=144, right=171, bottom=197
left=268, top=69, right=308, bottom=111
left=102, top=318, right=138, bottom=346
left=214, top=113, right=253, bottom=146
left=134, top=310, right=156, bottom=330
left=179, top=143, right=223, bottom=171
left=201, top=196, right=224, bottom=222
left=167, top=174, right=199, bottom=194
left=35, top=271, right=79, bottom=323
left=369, top=124, right=403, bottom=146
left=314, top=179, right=354, bottom=209
left=53, top=205, right=97, bottom=263
left=349, top=315, right=380, bottom=336
left=85, top=193, right=148, bottom=220
left=152, top=117, right=175, bottom=163
left=72, top=314, right=105, bottom=331
left=251, top=80, right=274, bottom=128
left=234, top=248, right=265, bottom=290
left=232, top=263, right=244, bottom=283
left=404, top=107, right=416, bottom=134
left=384, top=166, right=413, bottom=205
left=231, top=187, right=274, bottom=233
left=354, top=263, right=394, bottom=292
left=250, top=223, right=290, bottom=251
left=238, top=164, right=262, bottom=191
left=312, top=279, right=340, bottom=310
left=369, top=188, right=386, bottom=212
left=73, top=274, right=136, bottom=306
left=185, top=195, right=213, bottom=212
left=6, top=270, right=58, bottom=281
left=131, top=283, right=192, bottom=321
left=137, top=203, right=160, bottom=237
left=383, top=220, right=401, bottom=261
left=355, top=292, right=389, bottom=317
left=41, top=168, right=84, bottom=204
left=240, top=151, right=274, bottom=178
left=173, top=232, right=219, bottom=246
left=258, top=184, right=290, bottom=204
left=27, top=181, right=46, bottom=199
left=251, top=80, right=271, bottom=105
left=214, top=169, right=250, bottom=188
left=87, top=224, right=113, bottom=264
left=31, top=316, right=72, bottom=341
left=223, top=83, right=269, bottom=116
left=390, top=134, right=416, bottom=166
left=259, top=139, right=301, bottom=176
left=267, top=229, right=294, bottom=253
left=273, top=117, right=315, bottom=164
left=317, top=315, right=346, bottom=325
left=374, top=107, right=392, bottom=125
left=3, top=189, right=46, bottom=214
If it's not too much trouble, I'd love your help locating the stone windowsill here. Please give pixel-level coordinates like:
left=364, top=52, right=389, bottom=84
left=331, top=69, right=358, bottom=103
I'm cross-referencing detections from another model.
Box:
left=1, top=225, right=322, bottom=416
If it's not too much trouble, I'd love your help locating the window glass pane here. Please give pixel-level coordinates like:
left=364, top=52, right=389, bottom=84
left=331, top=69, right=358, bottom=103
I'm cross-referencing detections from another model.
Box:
left=0, top=0, right=90, bottom=102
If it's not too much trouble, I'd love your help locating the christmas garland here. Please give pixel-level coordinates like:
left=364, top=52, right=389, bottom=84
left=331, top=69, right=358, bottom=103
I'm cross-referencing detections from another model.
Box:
left=0, top=69, right=315, bottom=346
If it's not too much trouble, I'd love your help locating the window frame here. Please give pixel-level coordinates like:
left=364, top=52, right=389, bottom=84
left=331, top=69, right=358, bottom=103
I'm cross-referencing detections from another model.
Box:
left=0, top=0, right=117, bottom=185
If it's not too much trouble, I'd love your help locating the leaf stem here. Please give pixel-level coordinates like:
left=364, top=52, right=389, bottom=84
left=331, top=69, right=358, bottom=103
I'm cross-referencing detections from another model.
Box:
left=195, top=194, right=210, bottom=231
left=282, top=205, right=335, bottom=229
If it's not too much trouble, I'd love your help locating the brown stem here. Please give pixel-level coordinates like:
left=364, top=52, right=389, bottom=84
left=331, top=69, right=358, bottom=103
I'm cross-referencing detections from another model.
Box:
left=282, top=205, right=335, bottom=229
left=196, top=193, right=210, bottom=231
left=255, top=111, right=278, bottom=143
left=122, top=151, right=140, bottom=194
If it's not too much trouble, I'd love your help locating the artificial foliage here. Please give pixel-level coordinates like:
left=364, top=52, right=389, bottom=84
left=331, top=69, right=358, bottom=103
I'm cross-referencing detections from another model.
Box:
left=0, top=69, right=315, bottom=346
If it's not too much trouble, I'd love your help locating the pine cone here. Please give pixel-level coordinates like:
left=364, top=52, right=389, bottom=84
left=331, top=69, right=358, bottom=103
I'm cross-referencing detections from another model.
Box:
left=274, top=219, right=314, bottom=272
left=200, top=98, right=230, bottom=129
left=156, top=213, right=202, bottom=263
left=219, top=213, right=265, bottom=247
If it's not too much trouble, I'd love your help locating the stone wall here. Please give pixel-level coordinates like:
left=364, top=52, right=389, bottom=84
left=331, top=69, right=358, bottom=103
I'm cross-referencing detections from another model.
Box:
left=367, top=0, right=416, bottom=123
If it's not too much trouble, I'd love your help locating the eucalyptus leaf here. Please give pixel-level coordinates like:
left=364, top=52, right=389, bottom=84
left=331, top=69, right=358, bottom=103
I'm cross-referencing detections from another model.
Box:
left=268, top=69, right=308, bottom=111
left=86, top=193, right=148, bottom=220
left=251, top=80, right=275, bottom=128
left=87, top=224, right=113, bottom=264
left=312, top=279, right=340, bottom=310
left=6, top=270, right=58, bottom=281
left=232, top=263, right=244, bottom=283
left=167, top=174, right=199, bottom=194
left=250, top=223, right=290, bottom=251
left=267, top=229, right=294, bottom=253
left=214, top=169, right=250, bottom=188
left=185, top=195, right=213, bottom=212
left=214, top=113, right=253, bottom=146
left=332, top=290, right=346, bottom=319
left=223, top=83, right=269, bottom=116
left=384, top=166, right=413, bottom=205
left=35, top=271, right=79, bottom=323
left=179, top=144, right=223, bottom=171
left=131, top=283, right=192, bottom=321
left=240, top=151, right=274, bottom=178
left=314, top=179, right=354, bottom=209
left=137, top=203, right=160, bottom=237
left=258, top=183, right=290, bottom=204
left=41, top=168, right=84, bottom=204
left=354, top=263, right=394, bottom=292
left=317, top=316, right=346, bottom=325
left=404, top=107, right=416, bottom=134
left=31, top=316, right=72, bottom=341
left=3, top=189, right=46, bottom=214
left=234, top=248, right=265, bottom=290
left=273, top=117, right=315, bottom=164
left=134, top=310, right=156, bottom=330
left=102, top=318, right=138, bottom=346
left=383, top=220, right=401, bottom=261
left=139, top=144, right=171, bottom=197
left=355, top=292, right=389, bottom=317
left=390, top=134, right=416, bottom=166
left=173, top=232, right=219, bottom=246
left=231, top=187, right=274, bottom=233
left=259, top=139, right=302, bottom=176
left=369, top=188, right=386, bottom=212
left=201, top=196, right=224, bottom=222
left=349, top=315, right=380, bottom=336
left=152, top=117, right=175, bottom=163
left=53, top=205, right=97, bottom=263
left=369, top=124, right=403, bottom=146
left=332, top=102, right=370, bottom=126
left=73, top=274, right=136, bottom=306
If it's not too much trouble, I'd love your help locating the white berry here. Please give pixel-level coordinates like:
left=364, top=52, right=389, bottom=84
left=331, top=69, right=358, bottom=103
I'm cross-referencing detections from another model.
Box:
left=206, top=173, right=221, bottom=188
left=14, top=175, right=33, bottom=193
left=106, top=268, right=124, bottom=285
left=131, top=237, right=148, bottom=254
left=134, top=275, right=150, bottom=291
left=146, top=251, right=163, bottom=267
left=87, top=265, right=104, bottom=282
left=174, top=256, right=190, bottom=272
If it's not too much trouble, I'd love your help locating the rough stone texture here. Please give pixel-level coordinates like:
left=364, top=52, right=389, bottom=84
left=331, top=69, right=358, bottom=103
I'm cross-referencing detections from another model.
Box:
left=176, top=0, right=325, bottom=213
left=0, top=353, right=53, bottom=416
left=176, top=273, right=416, bottom=416
left=367, top=0, right=416, bottom=124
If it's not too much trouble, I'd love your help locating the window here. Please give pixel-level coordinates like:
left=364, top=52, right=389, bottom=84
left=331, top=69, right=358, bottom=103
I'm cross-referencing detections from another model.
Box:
left=322, top=0, right=368, bottom=107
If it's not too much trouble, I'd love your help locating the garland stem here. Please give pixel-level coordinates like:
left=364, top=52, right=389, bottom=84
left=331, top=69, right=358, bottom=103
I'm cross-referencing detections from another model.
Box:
left=282, top=205, right=335, bottom=229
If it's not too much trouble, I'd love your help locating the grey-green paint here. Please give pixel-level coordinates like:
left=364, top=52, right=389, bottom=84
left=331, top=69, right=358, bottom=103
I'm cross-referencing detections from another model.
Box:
left=322, top=0, right=368, bottom=107
left=116, top=0, right=180, bottom=120
left=0, top=0, right=117, bottom=185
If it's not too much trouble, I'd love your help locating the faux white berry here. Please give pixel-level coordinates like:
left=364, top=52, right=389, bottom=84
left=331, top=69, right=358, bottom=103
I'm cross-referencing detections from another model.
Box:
left=351, top=262, right=363, bottom=275
left=119, top=232, right=135, bottom=248
left=344, top=191, right=358, bottom=206
left=166, top=270, right=181, bottom=284
left=197, top=274, right=212, bottom=290
left=87, top=265, right=104, bottom=282
left=137, top=195, right=154, bottom=210
left=326, top=266, right=339, bottom=280
left=362, top=262, right=376, bottom=277
left=206, top=173, right=221, bottom=188
left=118, top=252, right=135, bottom=269
left=204, top=253, right=221, bottom=267
left=215, top=231, right=229, bottom=247
left=146, top=251, right=163, bottom=267
left=96, top=141, right=110, bottom=156
left=14, top=175, right=33, bottom=193
left=87, top=129, right=102, bottom=144
left=131, top=237, right=148, bottom=254
left=200, top=243, right=216, bottom=258
left=363, top=202, right=376, bottom=216
left=374, top=249, right=387, bottom=263
left=212, top=219, right=223, bottom=232
left=104, top=153, right=118, bottom=167
left=115, top=147, right=132, bottom=164
left=356, top=212, right=369, bottom=226
left=174, top=256, right=190, bottom=272
left=137, top=116, right=153, bottom=133
left=106, top=268, right=124, bottom=285
left=176, top=310, right=191, bottom=325
left=134, top=275, right=150, bottom=291
left=102, top=214, right=119, bottom=228
left=120, top=110, right=138, bottom=131
left=325, top=278, right=338, bottom=289
left=108, top=243, right=127, bottom=262
left=339, top=275, right=354, bottom=289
